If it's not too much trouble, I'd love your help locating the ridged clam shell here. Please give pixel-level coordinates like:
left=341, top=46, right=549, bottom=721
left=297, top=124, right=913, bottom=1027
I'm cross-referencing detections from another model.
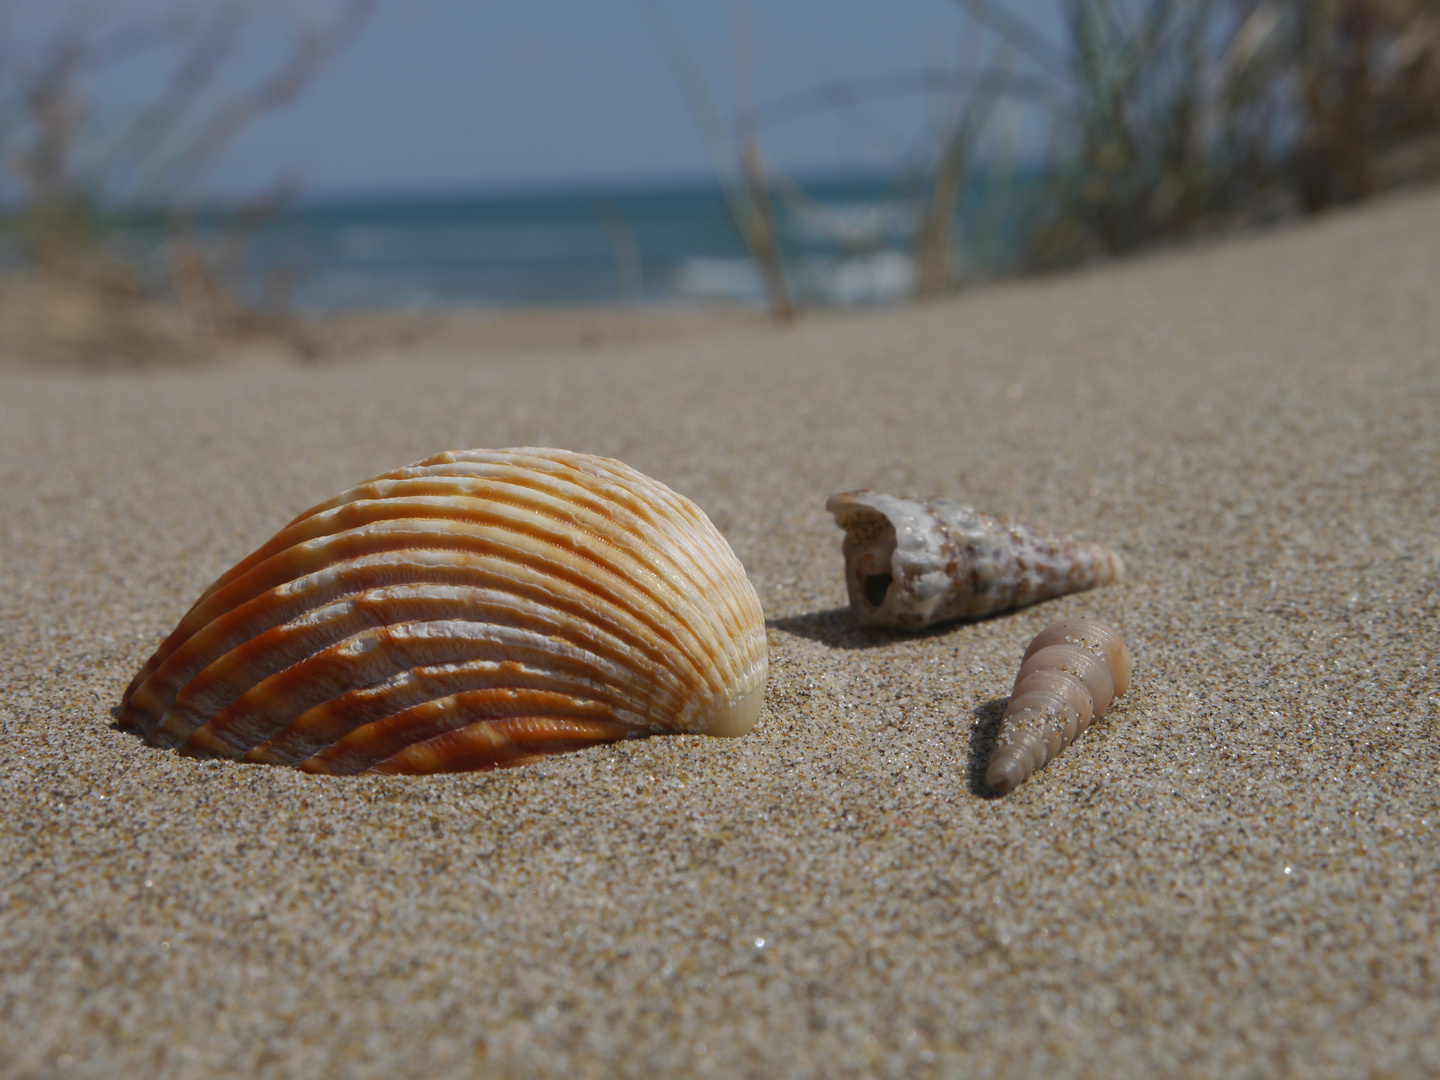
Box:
left=118, top=448, right=769, bottom=774
left=986, top=618, right=1132, bottom=795
left=826, top=491, right=1124, bottom=629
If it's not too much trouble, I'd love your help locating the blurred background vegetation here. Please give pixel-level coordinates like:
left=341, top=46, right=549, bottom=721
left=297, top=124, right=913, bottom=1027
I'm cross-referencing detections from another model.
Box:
left=1, top=0, right=1437, bottom=362
left=0, top=0, right=376, bottom=364
left=1025, top=0, right=1440, bottom=263
left=716, top=0, right=1440, bottom=316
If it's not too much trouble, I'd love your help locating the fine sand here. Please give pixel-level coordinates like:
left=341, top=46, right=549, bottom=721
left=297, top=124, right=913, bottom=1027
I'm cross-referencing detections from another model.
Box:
left=2, top=187, right=1438, bottom=1080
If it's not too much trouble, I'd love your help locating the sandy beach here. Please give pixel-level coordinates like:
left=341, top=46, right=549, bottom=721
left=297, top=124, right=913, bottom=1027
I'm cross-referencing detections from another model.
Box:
left=2, top=186, right=1437, bottom=1079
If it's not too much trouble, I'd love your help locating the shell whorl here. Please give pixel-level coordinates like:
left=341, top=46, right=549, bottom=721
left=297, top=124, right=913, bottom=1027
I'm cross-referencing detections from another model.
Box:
left=825, top=491, right=1124, bottom=629
left=118, top=448, right=769, bottom=774
left=986, top=618, right=1132, bottom=795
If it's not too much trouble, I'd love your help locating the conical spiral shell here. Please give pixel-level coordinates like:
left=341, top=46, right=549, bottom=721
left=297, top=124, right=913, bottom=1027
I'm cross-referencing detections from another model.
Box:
left=985, top=618, right=1132, bottom=795
left=118, top=448, right=769, bottom=775
left=826, top=491, right=1124, bottom=629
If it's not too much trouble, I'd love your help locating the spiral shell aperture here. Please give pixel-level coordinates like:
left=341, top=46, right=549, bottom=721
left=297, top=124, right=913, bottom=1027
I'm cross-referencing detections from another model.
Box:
left=986, top=618, right=1132, bottom=796
left=118, top=449, right=769, bottom=775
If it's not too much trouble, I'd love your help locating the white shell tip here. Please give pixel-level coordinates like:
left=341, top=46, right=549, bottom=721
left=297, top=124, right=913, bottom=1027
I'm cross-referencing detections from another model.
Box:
left=703, top=680, right=768, bottom=738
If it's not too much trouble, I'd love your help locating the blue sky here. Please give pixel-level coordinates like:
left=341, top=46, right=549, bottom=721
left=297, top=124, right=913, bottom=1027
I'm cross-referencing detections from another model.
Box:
left=17, top=0, right=1064, bottom=198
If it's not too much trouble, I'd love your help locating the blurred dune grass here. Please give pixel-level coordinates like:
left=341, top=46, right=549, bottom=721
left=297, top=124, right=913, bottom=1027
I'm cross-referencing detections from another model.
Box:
left=1024, top=0, right=1440, bottom=265
left=662, top=0, right=1440, bottom=313
left=0, top=0, right=376, bottom=366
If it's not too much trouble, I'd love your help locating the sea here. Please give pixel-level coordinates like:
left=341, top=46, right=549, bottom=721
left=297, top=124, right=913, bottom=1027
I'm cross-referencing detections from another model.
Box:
left=220, top=171, right=1032, bottom=312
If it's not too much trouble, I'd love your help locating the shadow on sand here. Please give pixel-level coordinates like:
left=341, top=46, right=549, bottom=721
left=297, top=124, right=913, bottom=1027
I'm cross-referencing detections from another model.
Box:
left=765, top=607, right=900, bottom=650
left=766, top=606, right=1014, bottom=651
left=967, top=696, right=1008, bottom=798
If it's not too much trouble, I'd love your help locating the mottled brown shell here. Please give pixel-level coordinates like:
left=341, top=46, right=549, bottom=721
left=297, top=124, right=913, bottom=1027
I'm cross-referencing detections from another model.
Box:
left=118, top=448, right=769, bottom=774
left=826, top=491, right=1124, bottom=629
left=986, top=618, right=1132, bottom=795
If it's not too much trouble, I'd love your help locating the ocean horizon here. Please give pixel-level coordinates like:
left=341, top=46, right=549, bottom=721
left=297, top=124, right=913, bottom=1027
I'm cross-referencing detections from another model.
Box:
left=195, top=169, right=1035, bottom=312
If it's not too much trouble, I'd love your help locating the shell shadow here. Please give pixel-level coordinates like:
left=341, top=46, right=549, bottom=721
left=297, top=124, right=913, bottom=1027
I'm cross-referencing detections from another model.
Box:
left=766, top=607, right=897, bottom=650
left=766, top=606, right=1013, bottom=651
left=967, top=696, right=1008, bottom=798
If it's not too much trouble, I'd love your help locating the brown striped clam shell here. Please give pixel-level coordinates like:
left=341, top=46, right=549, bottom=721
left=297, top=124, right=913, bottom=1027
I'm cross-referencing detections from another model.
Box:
left=118, top=448, right=769, bottom=775
left=986, top=618, right=1132, bottom=795
left=826, top=491, right=1124, bottom=629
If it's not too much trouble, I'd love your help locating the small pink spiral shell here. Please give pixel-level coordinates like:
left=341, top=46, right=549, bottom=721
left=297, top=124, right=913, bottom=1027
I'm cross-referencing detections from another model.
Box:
left=986, top=618, right=1132, bottom=795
